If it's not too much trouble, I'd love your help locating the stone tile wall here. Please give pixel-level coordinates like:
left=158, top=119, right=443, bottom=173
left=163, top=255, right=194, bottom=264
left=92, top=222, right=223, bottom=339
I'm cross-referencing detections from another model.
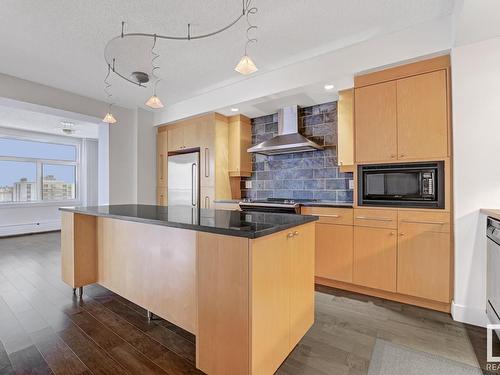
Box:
left=241, top=101, right=354, bottom=202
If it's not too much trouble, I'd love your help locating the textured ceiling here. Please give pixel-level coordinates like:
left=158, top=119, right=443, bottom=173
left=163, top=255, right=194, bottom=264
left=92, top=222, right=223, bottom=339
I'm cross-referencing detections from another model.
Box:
left=0, top=0, right=455, bottom=109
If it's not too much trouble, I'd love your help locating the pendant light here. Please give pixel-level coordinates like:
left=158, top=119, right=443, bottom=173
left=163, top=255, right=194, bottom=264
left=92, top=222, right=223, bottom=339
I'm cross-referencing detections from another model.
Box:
left=145, top=35, right=165, bottom=109
left=102, top=64, right=118, bottom=124
left=235, top=55, right=258, bottom=75
left=235, top=1, right=258, bottom=75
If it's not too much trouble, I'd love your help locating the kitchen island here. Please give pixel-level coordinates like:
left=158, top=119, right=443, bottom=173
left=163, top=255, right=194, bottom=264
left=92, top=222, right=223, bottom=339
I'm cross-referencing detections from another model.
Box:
left=60, top=204, right=317, bottom=375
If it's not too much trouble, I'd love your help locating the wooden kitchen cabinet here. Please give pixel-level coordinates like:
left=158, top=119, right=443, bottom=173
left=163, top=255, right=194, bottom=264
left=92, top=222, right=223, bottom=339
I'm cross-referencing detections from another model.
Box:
left=167, top=126, right=185, bottom=151
left=337, top=89, right=354, bottom=172
left=315, top=223, right=353, bottom=283
left=353, top=226, right=397, bottom=292
left=397, top=211, right=451, bottom=302
left=156, top=128, right=168, bottom=187
left=228, top=115, right=252, bottom=177
left=397, top=70, right=448, bottom=160
left=355, top=81, right=398, bottom=163
left=156, top=187, right=167, bottom=206
left=289, top=224, right=315, bottom=348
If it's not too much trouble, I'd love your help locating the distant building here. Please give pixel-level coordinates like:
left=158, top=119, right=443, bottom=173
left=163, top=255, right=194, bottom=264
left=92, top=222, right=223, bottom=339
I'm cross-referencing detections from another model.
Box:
left=0, top=186, right=13, bottom=202
left=13, top=178, right=37, bottom=202
left=42, top=175, right=75, bottom=201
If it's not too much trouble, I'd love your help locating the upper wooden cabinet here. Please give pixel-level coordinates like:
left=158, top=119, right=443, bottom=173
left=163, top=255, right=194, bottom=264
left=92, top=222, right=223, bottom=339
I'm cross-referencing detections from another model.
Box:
left=228, top=115, right=252, bottom=177
left=354, top=56, right=450, bottom=163
left=337, top=89, right=355, bottom=172
left=167, top=126, right=185, bottom=151
left=397, top=70, right=448, bottom=160
left=355, top=81, right=398, bottom=163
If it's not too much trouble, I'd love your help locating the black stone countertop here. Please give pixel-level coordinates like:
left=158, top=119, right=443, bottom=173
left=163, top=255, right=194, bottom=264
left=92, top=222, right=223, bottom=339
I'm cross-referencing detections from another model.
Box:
left=59, top=205, right=318, bottom=239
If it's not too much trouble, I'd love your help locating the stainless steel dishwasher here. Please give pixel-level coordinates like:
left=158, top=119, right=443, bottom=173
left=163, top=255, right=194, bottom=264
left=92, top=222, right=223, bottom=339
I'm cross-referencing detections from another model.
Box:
left=487, top=217, right=500, bottom=338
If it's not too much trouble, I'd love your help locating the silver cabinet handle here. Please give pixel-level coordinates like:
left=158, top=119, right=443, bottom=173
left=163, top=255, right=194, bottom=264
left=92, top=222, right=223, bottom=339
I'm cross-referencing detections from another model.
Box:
left=204, top=148, right=210, bottom=178
left=355, top=216, right=393, bottom=222
left=287, top=232, right=294, bottom=238
left=205, top=196, right=210, bottom=208
left=400, top=220, right=447, bottom=225
left=319, top=214, right=340, bottom=218
left=191, top=163, right=196, bottom=206
left=293, top=231, right=299, bottom=236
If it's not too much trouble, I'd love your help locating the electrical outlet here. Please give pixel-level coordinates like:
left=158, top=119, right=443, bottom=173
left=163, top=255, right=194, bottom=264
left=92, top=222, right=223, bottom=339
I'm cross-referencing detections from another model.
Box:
left=245, top=180, right=252, bottom=189
left=349, top=179, right=354, bottom=189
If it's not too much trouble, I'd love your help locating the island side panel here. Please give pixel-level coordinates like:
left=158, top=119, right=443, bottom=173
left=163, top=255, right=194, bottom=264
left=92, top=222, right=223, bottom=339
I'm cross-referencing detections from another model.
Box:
left=249, top=229, right=291, bottom=375
left=61, top=211, right=97, bottom=288
left=250, top=222, right=316, bottom=375
left=289, top=222, right=315, bottom=348
left=197, top=232, right=250, bottom=375
left=96, top=217, right=197, bottom=334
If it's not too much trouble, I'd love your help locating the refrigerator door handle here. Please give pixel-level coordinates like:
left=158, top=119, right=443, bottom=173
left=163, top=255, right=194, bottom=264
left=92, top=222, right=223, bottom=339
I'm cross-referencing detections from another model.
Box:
left=191, top=163, right=197, bottom=206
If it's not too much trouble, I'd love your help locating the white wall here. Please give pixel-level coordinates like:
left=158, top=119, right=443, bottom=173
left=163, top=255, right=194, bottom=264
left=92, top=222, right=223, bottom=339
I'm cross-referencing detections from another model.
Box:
left=136, top=109, right=156, bottom=205
left=451, top=36, right=500, bottom=326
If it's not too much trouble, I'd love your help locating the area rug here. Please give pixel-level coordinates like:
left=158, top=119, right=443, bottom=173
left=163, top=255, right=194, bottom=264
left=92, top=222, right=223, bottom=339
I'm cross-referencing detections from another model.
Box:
left=367, top=339, right=483, bottom=375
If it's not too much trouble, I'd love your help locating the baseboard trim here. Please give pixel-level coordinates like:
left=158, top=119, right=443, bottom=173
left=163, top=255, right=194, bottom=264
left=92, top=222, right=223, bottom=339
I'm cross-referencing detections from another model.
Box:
left=315, top=277, right=451, bottom=313
left=0, top=220, right=60, bottom=237
left=451, top=301, right=488, bottom=327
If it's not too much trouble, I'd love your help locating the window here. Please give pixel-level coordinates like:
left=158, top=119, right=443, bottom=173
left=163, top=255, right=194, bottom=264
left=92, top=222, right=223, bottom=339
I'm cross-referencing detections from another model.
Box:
left=0, top=136, right=79, bottom=204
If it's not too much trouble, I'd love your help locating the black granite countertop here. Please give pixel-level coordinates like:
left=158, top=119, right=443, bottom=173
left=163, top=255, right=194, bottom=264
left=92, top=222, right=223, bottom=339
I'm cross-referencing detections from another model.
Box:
left=60, top=205, right=318, bottom=239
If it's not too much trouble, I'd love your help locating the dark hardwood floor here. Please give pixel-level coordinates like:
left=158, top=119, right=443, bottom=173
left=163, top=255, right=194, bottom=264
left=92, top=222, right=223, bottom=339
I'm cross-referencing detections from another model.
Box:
left=0, top=231, right=495, bottom=374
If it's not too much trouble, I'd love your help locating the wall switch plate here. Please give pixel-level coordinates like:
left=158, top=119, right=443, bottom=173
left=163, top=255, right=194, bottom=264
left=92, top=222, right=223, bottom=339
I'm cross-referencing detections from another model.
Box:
left=349, top=180, right=354, bottom=189
left=245, top=180, right=252, bottom=189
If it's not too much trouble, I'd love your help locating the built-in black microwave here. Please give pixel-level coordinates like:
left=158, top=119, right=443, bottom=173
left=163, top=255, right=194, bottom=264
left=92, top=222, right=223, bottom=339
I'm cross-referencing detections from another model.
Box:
left=357, top=161, right=445, bottom=209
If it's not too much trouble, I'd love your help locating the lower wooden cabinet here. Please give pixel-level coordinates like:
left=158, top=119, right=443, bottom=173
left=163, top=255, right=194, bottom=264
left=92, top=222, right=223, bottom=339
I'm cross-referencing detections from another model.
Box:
left=315, top=223, right=353, bottom=283
left=156, top=187, right=167, bottom=206
left=353, top=226, right=397, bottom=292
left=397, top=212, right=451, bottom=302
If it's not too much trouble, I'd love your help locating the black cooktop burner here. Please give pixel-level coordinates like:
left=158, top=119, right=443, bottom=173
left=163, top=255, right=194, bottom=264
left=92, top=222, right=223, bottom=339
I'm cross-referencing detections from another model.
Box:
left=241, top=198, right=319, bottom=205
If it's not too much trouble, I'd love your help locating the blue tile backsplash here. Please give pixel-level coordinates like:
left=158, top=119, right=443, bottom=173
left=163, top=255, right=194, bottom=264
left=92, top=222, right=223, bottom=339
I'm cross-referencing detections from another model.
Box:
left=241, top=101, right=354, bottom=202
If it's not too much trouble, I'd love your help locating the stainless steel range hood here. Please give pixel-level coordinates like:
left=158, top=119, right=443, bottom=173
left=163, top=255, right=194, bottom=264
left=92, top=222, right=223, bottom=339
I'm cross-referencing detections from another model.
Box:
left=247, top=106, right=323, bottom=156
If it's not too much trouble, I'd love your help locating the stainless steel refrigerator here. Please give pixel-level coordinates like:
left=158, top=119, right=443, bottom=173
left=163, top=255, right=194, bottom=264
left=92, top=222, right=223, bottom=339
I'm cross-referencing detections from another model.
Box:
left=167, top=152, right=199, bottom=207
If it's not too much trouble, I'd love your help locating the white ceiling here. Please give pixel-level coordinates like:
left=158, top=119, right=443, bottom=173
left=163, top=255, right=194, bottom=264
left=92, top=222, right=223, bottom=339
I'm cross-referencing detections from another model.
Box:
left=0, top=104, right=99, bottom=139
left=0, top=0, right=456, bottom=111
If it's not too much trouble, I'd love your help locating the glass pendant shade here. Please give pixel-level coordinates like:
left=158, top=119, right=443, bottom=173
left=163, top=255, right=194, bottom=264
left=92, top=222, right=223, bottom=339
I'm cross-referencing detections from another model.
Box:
left=145, top=95, right=164, bottom=109
left=234, top=55, right=258, bottom=75
left=102, top=112, right=117, bottom=124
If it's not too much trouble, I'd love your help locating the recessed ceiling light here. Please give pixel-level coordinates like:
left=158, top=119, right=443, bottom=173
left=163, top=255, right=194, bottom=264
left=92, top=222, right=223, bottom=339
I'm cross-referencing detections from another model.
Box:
left=324, top=84, right=335, bottom=91
left=231, top=108, right=239, bottom=112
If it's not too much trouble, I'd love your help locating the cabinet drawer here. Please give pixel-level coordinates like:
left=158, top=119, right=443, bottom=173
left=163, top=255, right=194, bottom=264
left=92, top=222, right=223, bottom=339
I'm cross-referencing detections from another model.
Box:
left=398, top=211, right=451, bottom=233
left=301, top=207, right=353, bottom=225
left=353, top=208, right=397, bottom=229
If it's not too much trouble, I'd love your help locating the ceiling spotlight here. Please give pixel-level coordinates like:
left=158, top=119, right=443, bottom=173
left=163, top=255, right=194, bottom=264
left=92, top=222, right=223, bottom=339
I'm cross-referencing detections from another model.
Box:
left=324, top=84, right=335, bottom=91
left=231, top=108, right=239, bottom=112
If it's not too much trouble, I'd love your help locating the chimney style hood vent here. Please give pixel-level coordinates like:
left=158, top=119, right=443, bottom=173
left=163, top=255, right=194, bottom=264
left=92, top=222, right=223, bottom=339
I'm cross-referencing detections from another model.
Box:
left=247, top=106, right=323, bottom=156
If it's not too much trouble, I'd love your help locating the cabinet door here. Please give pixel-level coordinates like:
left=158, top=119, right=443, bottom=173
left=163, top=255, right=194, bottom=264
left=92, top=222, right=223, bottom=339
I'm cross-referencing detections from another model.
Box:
left=199, top=122, right=215, bottom=188
left=337, top=89, right=354, bottom=171
left=353, top=226, right=397, bottom=292
left=397, top=70, right=448, bottom=160
left=167, top=127, right=184, bottom=151
left=228, top=115, right=252, bottom=176
left=397, top=223, right=450, bottom=302
left=183, top=123, right=200, bottom=149
left=251, top=231, right=290, bottom=375
left=156, top=187, right=167, bottom=206
left=315, top=223, right=353, bottom=283
left=355, top=81, right=397, bottom=163
left=201, top=186, right=215, bottom=209
left=157, top=130, right=168, bottom=187
left=290, top=224, right=315, bottom=348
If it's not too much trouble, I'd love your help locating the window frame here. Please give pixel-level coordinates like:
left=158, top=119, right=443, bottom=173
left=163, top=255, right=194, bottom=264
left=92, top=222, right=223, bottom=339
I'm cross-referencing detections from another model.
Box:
left=0, top=129, right=81, bottom=207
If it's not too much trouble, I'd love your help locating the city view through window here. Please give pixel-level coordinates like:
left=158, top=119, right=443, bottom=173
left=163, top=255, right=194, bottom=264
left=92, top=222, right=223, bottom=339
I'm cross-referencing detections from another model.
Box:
left=0, top=137, right=77, bottom=203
